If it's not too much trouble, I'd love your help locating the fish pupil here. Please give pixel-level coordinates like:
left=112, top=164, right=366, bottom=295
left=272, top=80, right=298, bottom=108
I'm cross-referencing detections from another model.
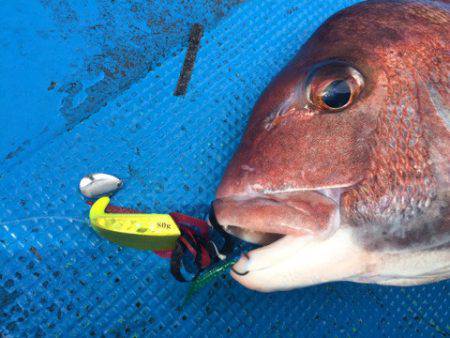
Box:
left=322, top=80, right=351, bottom=109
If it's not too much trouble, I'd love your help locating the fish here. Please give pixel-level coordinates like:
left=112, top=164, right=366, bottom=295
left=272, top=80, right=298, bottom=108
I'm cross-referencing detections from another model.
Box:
left=212, top=0, right=450, bottom=291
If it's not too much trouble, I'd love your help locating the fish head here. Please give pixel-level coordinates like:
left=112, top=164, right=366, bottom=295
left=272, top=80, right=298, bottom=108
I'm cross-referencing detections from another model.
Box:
left=213, top=0, right=450, bottom=291
left=217, top=60, right=375, bottom=199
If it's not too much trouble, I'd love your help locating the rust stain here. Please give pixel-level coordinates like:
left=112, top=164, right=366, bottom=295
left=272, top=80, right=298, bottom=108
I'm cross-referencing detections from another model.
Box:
left=174, top=23, right=204, bottom=96
left=47, top=81, right=57, bottom=91
left=29, top=246, right=42, bottom=261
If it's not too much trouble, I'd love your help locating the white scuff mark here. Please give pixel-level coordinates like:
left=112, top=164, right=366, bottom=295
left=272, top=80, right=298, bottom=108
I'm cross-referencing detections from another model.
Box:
left=241, top=164, right=255, bottom=172
left=428, top=84, right=450, bottom=129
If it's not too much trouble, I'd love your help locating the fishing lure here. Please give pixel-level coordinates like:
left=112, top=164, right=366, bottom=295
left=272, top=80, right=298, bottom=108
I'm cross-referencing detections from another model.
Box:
left=82, top=173, right=236, bottom=301
left=89, top=196, right=181, bottom=251
left=183, top=258, right=238, bottom=306
left=79, top=173, right=123, bottom=198
left=86, top=194, right=234, bottom=285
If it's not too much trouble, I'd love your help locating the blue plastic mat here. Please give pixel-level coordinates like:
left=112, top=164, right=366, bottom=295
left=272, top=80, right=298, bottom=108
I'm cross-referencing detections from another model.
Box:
left=0, top=1, right=448, bottom=337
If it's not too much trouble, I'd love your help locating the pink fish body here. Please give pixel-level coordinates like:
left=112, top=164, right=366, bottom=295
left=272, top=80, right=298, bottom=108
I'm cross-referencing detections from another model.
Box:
left=213, top=0, right=450, bottom=291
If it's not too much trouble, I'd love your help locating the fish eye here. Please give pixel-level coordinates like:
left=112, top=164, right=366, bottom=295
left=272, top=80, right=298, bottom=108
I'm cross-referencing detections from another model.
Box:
left=305, top=61, right=364, bottom=112
left=321, top=79, right=351, bottom=109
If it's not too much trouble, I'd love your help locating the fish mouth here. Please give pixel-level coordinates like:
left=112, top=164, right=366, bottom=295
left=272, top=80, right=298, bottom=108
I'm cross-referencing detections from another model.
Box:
left=212, top=188, right=342, bottom=244
left=211, top=188, right=343, bottom=283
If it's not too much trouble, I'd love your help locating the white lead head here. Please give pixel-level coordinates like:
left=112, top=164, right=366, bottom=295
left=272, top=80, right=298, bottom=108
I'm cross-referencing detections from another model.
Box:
left=79, top=173, right=123, bottom=198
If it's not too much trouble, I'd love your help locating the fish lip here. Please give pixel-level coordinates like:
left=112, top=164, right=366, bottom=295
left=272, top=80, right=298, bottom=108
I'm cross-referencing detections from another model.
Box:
left=229, top=233, right=318, bottom=279
left=212, top=187, right=345, bottom=241
left=221, top=185, right=346, bottom=203
left=212, top=188, right=345, bottom=279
